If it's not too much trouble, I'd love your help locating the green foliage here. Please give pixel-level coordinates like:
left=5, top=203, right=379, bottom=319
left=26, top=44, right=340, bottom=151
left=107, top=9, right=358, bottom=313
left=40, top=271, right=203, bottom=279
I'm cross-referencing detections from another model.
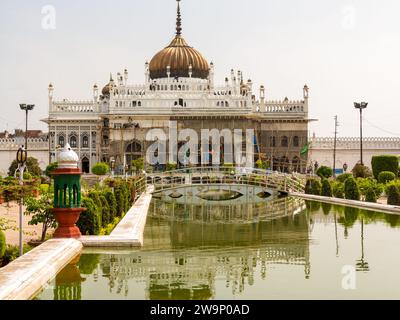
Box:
left=386, top=183, right=400, bottom=206
left=166, top=162, right=177, bottom=171
left=78, top=197, right=101, bottom=235
left=131, top=157, right=145, bottom=172
left=378, top=171, right=396, bottom=184
left=371, top=155, right=399, bottom=179
left=104, top=190, right=117, bottom=222
left=99, top=217, right=122, bottom=236
left=24, top=190, right=56, bottom=242
left=356, top=178, right=384, bottom=198
left=321, top=178, right=333, bottom=197
left=344, top=177, right=361, bottom=201
left=45, top=162, right=58, bottom=177
left=0, top=231, right=6, bottom=258
left=99, top=194, right=110, bottom=227
left=352, top=163, right=373, bottom=178
left=316, top=166, right=333, bottom=179
left=0, top=244, right=32, bottom=267
left=365, top=187, right=377, bottom=203
left=8, top=157, right=43, bottom=177
left=336, top=173, right=353, bottom=183
left=305, top=178, right=322, bottom=195
left=321, top=203, right=333, bottom=215
left=255, top=159, right=267, bottom=170
left=91, top=162, right=110, bottom=176
left=332, top=181, right=345, bottom=198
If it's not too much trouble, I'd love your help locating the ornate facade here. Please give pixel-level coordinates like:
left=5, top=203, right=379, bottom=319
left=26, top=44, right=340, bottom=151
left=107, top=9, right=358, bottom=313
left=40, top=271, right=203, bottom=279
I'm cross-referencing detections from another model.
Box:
left=43, top=1, right=311, bottom=174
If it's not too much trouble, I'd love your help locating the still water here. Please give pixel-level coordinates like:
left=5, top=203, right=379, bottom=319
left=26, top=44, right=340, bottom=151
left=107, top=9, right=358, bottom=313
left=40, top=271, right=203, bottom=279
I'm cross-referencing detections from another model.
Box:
left=35, top=196, right=400, bottom=300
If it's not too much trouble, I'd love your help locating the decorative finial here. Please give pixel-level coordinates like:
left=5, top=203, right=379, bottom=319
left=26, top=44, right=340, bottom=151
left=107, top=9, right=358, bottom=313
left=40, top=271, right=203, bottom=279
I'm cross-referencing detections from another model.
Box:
left=110, top=73, right=114, bottom=82
left=176, top=0, right=182, bottom=36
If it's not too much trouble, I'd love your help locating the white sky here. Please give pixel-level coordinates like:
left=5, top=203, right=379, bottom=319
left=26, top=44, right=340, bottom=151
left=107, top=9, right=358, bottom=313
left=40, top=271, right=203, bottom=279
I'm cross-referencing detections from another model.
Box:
left=0, top=0, right=399, bottom=137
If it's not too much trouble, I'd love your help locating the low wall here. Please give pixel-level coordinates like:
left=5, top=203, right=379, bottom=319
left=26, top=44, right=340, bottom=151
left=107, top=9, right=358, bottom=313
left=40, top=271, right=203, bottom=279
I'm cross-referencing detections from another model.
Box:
left=291, top=192, right=400, bottom=215
left=0, top=239, right=82, bottom=300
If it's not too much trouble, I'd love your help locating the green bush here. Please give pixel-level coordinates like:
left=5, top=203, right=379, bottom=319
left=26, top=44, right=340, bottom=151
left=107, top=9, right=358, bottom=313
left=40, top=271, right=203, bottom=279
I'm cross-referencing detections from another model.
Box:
left=356, top=178, right=383, bottom=198
left=352, top=164, right=372, bottom=178
left=386, top=183, right=400, bottom=206
left=321, top=178, right=333, bottom=197
left=78, top=197, right=101, bottom=235
left=255, top=159, right=267, bottom=170
left=316, top=166, right=333, bottom=179
left=104, top=190, right=117, bottom=221
left=378, top=171, right=396, bottom=184
left=344, top=177, right=361, bottom=201
left=305, top=178, right=322, bottom=195
left=99, top=194, right=110, bottom=227
left=0, top=231, right=6, bottom=258
left=91, top=162, right=110, bottom=176
left=45, top=162, right=58, bottom=177
left=114, top=187, right=126, bottom=217
left=365, top=187, right=377, bottom=203
left=132, top=157, right=145, bottom=172
left=166, top=162, right=177, bottom=171
left=372, top=155, right=399, bottom=179
left=336, top=173, right=353, bottom=183
left=1, top=244, right=32, bottom=267
left=332, top=181, right=345, bottom=198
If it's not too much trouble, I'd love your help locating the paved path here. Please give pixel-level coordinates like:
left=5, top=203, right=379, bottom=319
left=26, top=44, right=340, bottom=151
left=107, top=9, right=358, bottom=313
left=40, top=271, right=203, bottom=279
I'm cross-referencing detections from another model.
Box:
left=0, top=202, right=52, bottom=246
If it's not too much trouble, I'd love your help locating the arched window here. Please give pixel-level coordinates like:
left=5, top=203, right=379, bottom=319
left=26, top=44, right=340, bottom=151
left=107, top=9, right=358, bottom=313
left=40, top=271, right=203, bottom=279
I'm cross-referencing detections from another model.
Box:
left=125, top=141, right=143, bottom=168
left=70, top=135, right=77, bottom=148
left=82, top=135, right=89, bottom=148
left=225, top=101, right=229, bottom=107
left=281, top=136, right=289, bottom=147
left=293, top=136, right=300, bottom=147
left=58, top=135, right=65, bottom=148
left=138, top=101, right=142, bottom=107
left=178, top=98, right=184, bottom=107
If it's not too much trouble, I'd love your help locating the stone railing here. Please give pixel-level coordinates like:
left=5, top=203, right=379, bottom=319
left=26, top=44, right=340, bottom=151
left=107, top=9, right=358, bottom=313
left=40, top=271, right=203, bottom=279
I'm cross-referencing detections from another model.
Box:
left=0, top=137, right=49, bottom=150
left=311, top=137, right=400, bottom=150
left=51, top=101, right=98, bottom=113
left=262, top=101, right=307, bottom=114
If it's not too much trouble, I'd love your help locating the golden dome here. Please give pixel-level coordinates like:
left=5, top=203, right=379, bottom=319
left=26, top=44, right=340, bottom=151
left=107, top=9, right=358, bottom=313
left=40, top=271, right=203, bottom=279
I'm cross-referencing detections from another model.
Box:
left=149, top=0, right=209, bottom=80
left=102, top=74, right=116, bottom=96
left=149, top=36, right=209, bottom=80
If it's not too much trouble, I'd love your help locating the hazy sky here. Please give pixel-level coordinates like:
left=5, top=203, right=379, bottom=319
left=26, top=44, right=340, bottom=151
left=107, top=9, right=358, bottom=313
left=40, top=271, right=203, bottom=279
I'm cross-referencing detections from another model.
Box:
left=0, top=0, right=399, bottom=137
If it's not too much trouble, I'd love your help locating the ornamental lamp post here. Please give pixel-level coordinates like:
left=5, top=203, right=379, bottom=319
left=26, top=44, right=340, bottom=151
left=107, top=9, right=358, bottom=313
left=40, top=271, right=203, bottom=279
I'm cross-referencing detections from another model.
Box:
left=51, top=143, right=85, bottom=238
left=354, top=102, right=368, bottom=166
left=19, top=104, right=35, bottom=151
left=15, top=146, right=27, bottom=256
left=343, top=163, right=348, bottom=173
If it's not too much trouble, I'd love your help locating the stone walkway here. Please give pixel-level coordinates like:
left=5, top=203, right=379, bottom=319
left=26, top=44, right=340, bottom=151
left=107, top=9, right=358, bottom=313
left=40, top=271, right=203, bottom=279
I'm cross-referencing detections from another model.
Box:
left=0, top=202, right=52, bottom=246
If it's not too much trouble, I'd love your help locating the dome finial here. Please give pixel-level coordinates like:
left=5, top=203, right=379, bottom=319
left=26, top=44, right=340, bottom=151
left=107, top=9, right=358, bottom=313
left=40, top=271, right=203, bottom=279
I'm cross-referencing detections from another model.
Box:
left=176, top=0, right=182, bottom=36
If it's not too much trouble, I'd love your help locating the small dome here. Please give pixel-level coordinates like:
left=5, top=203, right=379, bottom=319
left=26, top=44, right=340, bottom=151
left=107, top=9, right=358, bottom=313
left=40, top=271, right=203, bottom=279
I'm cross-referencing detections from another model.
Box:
left=102, top=75, right=116, bottom=96
left=57, top=143, right=79, bottom=169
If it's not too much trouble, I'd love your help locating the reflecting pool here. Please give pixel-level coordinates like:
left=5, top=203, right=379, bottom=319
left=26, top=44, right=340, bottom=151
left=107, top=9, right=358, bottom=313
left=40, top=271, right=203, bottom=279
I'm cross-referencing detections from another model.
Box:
left=35, top=197, right=400, bottom=300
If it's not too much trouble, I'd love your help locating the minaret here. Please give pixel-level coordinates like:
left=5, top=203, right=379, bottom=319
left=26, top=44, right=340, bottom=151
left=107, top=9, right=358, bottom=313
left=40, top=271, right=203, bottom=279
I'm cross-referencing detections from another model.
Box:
left=145, top=61, right=150, bottom=84
left=209, top=62, right=215, bottom=89
left=48, top=83, right=54, bottom=112
left=93, top=84, right=98, bottom=102
left=260, top=85, right=265, bottom=108
left=124, top=68, right=128, bottom=85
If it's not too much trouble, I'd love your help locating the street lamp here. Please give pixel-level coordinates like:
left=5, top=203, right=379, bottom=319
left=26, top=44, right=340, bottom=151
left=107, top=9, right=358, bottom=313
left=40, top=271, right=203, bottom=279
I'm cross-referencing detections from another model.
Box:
left=343, top=163, right=348, bottom=173
left=15, top=146, right=27, bottom=257
left=19, top=104, right=35, bottom=151
left=354, top=102, right=368, bottom=166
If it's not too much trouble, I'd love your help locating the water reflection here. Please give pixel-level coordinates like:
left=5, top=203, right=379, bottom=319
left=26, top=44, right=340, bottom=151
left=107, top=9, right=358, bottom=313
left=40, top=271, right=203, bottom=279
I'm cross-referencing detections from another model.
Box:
left=36, top=198, right=400, bottom=300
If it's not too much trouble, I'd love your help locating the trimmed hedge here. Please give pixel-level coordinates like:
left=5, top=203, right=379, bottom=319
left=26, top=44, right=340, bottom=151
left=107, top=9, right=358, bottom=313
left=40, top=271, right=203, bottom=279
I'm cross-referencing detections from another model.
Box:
left=91, top=162, right=110, bottom=176
left=316, top=166, right=333, bottom=179
left=78, top=197, right=101, bottom=235
left=305, top=178, right=322, bottom=195
left=104, top=190, right=117, bottom=222
left=365, top=187, right=377, bottom=203
left=332, top=181, right=345, bottom=199
left=344, top=177, right=361, bottom=201
left=386, top=183, right=400, bottom=206
left=372, top=155, right=399, bottom=179
left=99, top=195, right=110, bottom=227
left=321, top=178, right=333, bottom=197
left=378, top=171, right=396, bottom=184
left=336, top=173, right=353, bottom=183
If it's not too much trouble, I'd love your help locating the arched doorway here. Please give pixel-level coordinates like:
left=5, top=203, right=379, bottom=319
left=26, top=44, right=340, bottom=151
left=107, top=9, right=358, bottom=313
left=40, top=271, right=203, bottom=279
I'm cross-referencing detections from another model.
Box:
left=82, top=157, right=90, bottom=174
left=126, top=141, right=142, bottom=169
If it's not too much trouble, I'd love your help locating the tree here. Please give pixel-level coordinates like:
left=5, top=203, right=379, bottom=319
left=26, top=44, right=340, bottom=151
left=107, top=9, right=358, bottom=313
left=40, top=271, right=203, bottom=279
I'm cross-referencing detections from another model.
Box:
left=352, top=164, right=372, bottom=178
left=0, top=231, right=6, bottom=258
left=386, top=183, right=400, bottom=206
left=316, top=166, right=333, bottom=179
left=321, top=178, right=333, bottom=197
left=332, top=181, right=345, bottom=199
left=104, top=190, right=117, bottom=221
left=132, top=157, right=145, bottom=173
left=305, top=178, right=322, bottom=195
left=99, top=194, right=110, bottom=226
left=78, top=197, right=101, bottom=235
left=365, top=187, right=377, bottom=203
left=91, top=162, right=110, bottom=176
left=371, top=155, right=399, bottom=179
left=45, top=162, right=58, bottom=177
left=378, top=171, right=396, bottom=184
left=344, top=177, right=361, bottom=201
left=24, top=190, right=56, bottom=242
left=8, top=157, right=42, bottom=177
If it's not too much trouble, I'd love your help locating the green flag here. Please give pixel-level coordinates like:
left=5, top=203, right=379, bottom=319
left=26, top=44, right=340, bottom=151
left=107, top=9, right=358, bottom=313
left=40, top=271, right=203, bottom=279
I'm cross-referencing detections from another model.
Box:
left=300, top=142, right=310, bottom=155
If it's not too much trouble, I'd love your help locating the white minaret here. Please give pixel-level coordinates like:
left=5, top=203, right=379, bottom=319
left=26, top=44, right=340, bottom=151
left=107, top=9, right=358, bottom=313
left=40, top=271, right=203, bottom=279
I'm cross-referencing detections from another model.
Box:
left=124, top=68, right=128, bottom=85
left=48, top=83, right=54, bottom=112
left=189, top=64, right=193, bottom=78
left=167, top=65, right=171, bottom=80
left=145, top=62, right=150, bottom=84
left=209, top=61, right=215, bottom=89
left=93, top=84, right=98, bottom=102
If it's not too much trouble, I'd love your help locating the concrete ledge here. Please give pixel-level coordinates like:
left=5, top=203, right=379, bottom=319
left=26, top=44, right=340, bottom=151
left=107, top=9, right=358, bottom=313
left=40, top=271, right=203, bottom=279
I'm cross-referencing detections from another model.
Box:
left=79, top=185, right=154, bottom=247
left=291, top=192, right=400, bottom=215
left=0, top=239, right=82, bottom=300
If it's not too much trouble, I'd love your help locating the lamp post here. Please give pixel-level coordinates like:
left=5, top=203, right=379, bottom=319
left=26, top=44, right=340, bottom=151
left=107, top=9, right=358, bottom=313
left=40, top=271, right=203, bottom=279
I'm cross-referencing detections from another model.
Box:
left=15, top=147, right=27, bottom=257
left=354, top=102, right=368, bottom=166
left=19, top=104, right=35, bottom=151
left=343, top=163, right=348, bottom=173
